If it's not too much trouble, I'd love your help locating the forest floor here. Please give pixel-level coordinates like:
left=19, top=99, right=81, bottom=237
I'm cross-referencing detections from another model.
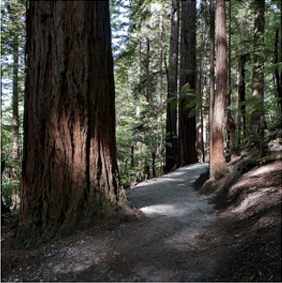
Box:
left=1, top=161, right=281, bottom=282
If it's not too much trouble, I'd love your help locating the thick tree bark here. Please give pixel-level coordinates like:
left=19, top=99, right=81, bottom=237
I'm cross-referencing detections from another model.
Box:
left=179, top=0, right=197, bottom=166
left=209, top=0, right=215, bottom=172
left=210, top=0, right=228, bottom=179
left=251, top=0, right=265, bottom=139
left=280, top=0, right=282, bottom=119
left=18, top=1, right=126, bottom=246
left=165, top=0, right=179, bottom=172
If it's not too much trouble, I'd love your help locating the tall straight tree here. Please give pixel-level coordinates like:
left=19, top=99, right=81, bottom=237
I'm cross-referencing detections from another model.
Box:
left=209, top=0, right=215, bottom=175
left=251, top=0, right=265, bottom=138
left=237, top=16, right=246, bottom=142
left=144, top=35, right=150, bottom=102
left=165, top=0, right=179, bottom=172
left=179, top=0, right=197, bottom=166
left=18, top=1, right=125, bottom=246
left=210, top=0, right=227, bottom=179
left=12, top=36, right=19, bottom=183
left=12, top=35, right=19, bottom=209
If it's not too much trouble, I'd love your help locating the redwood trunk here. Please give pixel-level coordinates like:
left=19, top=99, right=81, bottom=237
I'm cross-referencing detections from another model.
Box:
left=209, top=0, right=215, bottom=172
left=165, top=0, right=179, bottom=172
left=179, top=0, right=197, bottom=166
left=18, top=1, right=124, bottom=246
left=210, top=0, right=227, bottom=179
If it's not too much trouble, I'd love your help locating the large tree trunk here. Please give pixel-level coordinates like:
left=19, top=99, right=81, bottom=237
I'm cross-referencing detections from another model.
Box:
left=210, top=0, right=228, bottom=179
left=280, top=0, right=282, bottom=118
left=18, top=1, right=126, bottom=246
left=179, top=0, right=197, bottom=166
left=165, top=0, right=179, bottom=172
left=251, top=0, right=265, bottom=139
left=209, top=0, right=215, bottom=171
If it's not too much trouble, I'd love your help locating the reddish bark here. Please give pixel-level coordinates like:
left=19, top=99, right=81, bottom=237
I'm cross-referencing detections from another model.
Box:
left=18, top=1, right=125, bottom=246
left=210, top=0, right=228, bottom=179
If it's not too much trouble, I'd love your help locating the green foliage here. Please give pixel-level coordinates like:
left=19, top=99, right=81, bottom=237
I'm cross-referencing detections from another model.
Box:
left=1, top=181, right=20, bottom=208
left=114, top=0, right=170, bottom=183
left=1, top=0, right=26, bottom=201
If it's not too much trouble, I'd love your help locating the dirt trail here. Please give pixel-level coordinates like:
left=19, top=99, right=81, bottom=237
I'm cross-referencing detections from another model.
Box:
left=2, top=163, right=237, bottom=282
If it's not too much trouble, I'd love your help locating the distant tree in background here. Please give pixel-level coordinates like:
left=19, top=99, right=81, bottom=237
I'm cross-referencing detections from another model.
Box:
left=251, top=0, right=265, bottom=141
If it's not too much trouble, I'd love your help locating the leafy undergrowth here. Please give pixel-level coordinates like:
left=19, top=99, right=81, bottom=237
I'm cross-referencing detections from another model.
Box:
left=200, top=160, right=281, bottom=282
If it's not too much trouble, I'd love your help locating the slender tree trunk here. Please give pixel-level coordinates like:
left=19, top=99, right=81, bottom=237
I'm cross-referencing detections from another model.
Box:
left=227, top=0, right=235, bottom=158
left=237, top=53, right=246, bottom=142
left=165, top=0, right=179, bottom=172
left=136, top=36, right=142, bottom=162
left=157, top=12, right=164, bottom=172
left=179, top=0, right=197, bottom=166
left=12, top=35, right=19, bottom=209
left=197, top=3, right=208, bottom=163
left=210, top=0, right=228, bottom=179
left=12, top=36, right=19, bottom=181
left=144, top=36, right=150, bottom=102
left=157, top=14, right=163, bottom=111
left=18, top=1, right=126, bottom=246
left=251, top=0, right=265, bottom=140
left=209, top=0, right=215, bottom=171
left=137, top=38, right=142, bottom=118
left=236, top=16, right=246, bottom=144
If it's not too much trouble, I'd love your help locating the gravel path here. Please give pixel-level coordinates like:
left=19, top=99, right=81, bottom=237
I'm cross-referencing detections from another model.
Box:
left=127, top=163, right=214, bottom=243
left=3, top=163, right=223, bottom=282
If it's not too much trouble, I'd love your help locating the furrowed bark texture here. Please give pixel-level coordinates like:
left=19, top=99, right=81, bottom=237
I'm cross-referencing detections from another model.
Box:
left=165, top=0, right=179, bottom=172
left=211, top=0, right=227, bottom=179
left=18, top=1, right=123, bottom=246
left=179, top=0, right=197, bottom=166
